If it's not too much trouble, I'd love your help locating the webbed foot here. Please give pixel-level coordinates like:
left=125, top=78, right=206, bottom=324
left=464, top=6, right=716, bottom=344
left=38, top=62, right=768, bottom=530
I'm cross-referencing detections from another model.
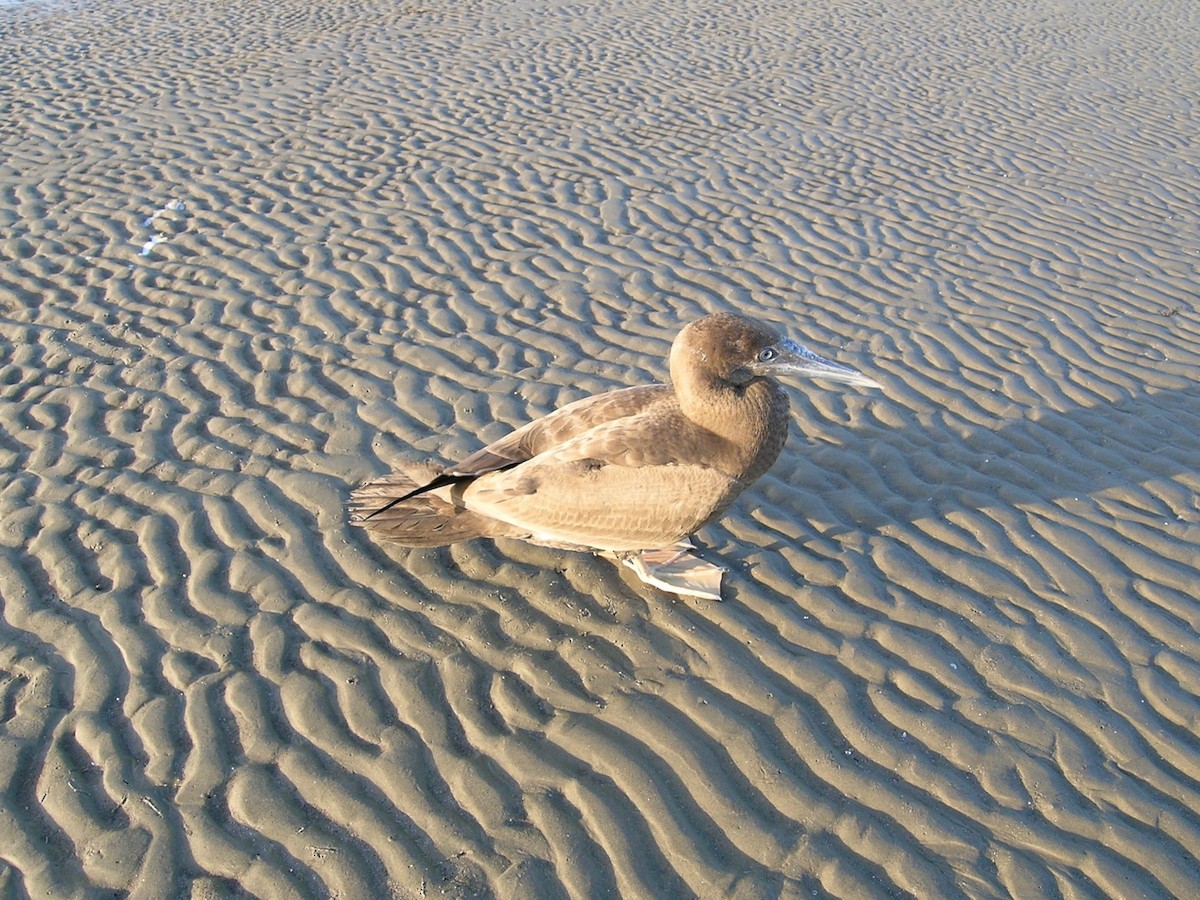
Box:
left=617, top=541, right=725, bottom=601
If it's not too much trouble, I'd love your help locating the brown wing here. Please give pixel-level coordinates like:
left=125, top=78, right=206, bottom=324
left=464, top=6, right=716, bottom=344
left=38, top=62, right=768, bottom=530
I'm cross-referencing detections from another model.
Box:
left=460, top=407, right=747, bottom=552
left=351, top=384, right=676, bottom=524
left=447, top=384, right=673, bottom=477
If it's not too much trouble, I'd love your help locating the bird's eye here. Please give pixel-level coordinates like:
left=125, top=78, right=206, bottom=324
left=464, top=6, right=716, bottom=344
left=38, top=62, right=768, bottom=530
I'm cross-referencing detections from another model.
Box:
left=757, top=347, right=777, bottom=362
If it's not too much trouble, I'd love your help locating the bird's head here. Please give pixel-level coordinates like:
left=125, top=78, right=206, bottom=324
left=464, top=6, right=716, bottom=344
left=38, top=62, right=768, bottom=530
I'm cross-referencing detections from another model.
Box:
left=670, top=311, right=879, bottom=391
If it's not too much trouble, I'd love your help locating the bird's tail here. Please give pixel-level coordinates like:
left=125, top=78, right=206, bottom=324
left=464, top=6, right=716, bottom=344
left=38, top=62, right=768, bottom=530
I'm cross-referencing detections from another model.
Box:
left=348, top=462, right=508, bottom=547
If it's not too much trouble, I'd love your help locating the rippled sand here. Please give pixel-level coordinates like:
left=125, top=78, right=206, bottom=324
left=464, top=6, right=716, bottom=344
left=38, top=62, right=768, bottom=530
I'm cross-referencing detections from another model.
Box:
left=2, top=0, right=1199, bottom=896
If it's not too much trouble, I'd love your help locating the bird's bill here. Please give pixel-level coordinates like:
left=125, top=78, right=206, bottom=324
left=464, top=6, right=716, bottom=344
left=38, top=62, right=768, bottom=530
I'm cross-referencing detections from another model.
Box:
left=768, top=338, right=881, bottom=388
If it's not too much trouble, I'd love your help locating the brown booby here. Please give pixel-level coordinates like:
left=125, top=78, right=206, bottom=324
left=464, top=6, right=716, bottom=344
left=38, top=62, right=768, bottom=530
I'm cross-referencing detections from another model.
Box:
left=349, top=312, right=879, bottom=600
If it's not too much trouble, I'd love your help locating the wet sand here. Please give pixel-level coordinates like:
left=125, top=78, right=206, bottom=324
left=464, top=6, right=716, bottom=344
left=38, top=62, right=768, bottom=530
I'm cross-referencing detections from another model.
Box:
left=2, top=0, right=1199, bottom=896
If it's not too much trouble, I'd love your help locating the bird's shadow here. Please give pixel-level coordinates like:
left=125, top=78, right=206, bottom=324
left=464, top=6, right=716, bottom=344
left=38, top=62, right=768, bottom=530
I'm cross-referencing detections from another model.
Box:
left=707, top=379, right=1199, bottom=581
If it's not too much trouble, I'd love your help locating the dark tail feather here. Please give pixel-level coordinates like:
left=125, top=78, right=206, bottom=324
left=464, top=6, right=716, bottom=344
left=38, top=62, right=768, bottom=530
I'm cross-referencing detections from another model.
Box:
left=348, top=463, right=508, bottom=547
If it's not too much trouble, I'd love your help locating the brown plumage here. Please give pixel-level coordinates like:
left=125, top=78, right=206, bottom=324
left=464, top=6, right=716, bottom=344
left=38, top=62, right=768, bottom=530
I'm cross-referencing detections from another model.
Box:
left=348, top=312, right=878, bottom=598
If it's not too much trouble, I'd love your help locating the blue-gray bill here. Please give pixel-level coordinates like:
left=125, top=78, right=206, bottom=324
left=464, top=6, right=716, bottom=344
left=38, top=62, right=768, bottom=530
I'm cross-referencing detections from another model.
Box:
left=766, top=338, right=881, bottom=388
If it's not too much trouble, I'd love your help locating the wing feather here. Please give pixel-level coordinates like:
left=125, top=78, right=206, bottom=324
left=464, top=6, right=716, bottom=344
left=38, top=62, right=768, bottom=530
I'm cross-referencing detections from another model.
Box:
left=461, top=410, right=745, bottom=551
left=447, top=384, right=671, bottom=476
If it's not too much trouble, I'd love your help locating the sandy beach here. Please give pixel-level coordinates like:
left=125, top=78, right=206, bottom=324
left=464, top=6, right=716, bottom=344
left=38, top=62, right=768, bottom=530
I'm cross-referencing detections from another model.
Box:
left=2, top=0, right=1199, bottom=896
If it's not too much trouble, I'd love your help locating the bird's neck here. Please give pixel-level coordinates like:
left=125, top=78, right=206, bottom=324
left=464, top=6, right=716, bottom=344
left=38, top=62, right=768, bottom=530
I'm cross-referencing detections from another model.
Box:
left=676, top=373, right=789, bottom=476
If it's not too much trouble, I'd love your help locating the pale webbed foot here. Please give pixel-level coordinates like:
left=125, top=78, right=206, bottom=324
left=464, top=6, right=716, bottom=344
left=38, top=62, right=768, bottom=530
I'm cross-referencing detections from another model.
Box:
left=616, top=540, right=725, bottom=601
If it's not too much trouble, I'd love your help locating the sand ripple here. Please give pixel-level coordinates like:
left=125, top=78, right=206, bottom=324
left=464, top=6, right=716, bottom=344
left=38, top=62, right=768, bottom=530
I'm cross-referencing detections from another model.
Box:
left=2, top=0, right=1199, bottom=896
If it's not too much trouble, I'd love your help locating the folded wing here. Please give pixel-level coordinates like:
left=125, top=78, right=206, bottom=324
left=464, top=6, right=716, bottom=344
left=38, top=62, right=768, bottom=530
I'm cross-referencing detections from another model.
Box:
left=461, top=406, right=744, bottom=552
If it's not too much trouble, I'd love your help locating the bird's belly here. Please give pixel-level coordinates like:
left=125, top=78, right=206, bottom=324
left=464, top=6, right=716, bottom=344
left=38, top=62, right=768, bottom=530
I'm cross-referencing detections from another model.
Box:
left=463, top=465, right=741, bottom=553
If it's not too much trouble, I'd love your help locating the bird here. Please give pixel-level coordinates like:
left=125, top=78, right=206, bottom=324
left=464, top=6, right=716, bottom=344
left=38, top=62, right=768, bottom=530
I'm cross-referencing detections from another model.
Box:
left=348, top=311, right=879, bottom=600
